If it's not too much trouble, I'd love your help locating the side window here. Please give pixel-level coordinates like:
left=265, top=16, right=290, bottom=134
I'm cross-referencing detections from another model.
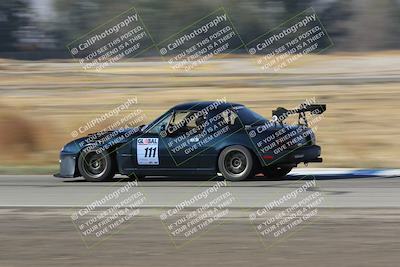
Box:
left=221, top=108, right=239, bottom=126
left=170, top=111, right=191, bottom=128
left=168, top=110, right=202, bottom=134
left=146, top=113, right=172, bottom=134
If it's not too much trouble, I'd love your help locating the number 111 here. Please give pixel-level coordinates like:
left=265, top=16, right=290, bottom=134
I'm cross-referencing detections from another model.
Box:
left=144, top=147, right=157, bottom=157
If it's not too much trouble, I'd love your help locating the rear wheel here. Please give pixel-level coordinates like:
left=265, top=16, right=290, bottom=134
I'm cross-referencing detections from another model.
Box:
left=263, top=166, right=292, bottom=179
left=78, top=149, right=115, bottom=182
left=218, top=145, right=254, bottom=181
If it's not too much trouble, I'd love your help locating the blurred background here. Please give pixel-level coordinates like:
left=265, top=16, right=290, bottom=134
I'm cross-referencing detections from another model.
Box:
left=0, top=0, right=399, bottom=173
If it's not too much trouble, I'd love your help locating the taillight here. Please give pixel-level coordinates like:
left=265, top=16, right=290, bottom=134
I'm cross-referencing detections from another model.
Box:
left=262, top=155, right=273, bottom=160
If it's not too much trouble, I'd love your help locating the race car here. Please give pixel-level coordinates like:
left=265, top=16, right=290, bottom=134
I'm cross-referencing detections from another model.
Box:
left=54, top=101, right=325, bottom=182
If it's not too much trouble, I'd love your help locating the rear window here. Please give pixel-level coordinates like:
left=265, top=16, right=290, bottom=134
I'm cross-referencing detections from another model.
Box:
left=233, top=106, right=267, bottom=125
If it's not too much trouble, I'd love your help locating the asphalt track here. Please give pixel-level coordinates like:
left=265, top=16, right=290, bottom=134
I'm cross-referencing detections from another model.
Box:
left=0, top=172, right=399, bottom=207
left=1, top=173, right=400, bottom=266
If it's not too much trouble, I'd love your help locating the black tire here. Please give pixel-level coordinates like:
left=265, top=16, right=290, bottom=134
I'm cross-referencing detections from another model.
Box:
left=218, top=145, right=254, bottom=181
left=78, top=149, right=116, bottom=182
left=263, top=166, right=292, bottom=179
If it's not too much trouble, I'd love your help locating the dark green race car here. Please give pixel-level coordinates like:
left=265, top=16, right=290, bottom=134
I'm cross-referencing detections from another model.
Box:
left=55, top=101, right=325, bottom=182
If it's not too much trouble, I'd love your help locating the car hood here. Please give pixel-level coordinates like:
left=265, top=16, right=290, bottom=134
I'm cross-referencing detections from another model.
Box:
left=85, top=127, right=142, bottom=143
left=62, top=127, right=142, bottom=154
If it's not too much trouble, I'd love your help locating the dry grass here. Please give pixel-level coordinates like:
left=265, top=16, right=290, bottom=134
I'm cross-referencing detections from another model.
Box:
left=0, top=53, right=399, bottom=171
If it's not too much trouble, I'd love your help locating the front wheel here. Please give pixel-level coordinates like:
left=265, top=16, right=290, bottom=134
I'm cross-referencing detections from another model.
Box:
left=78, top=149, right=116, bottom=182
left=218, top=145, right=254, bottom=181
left=263, top=166, right=292, bottom=179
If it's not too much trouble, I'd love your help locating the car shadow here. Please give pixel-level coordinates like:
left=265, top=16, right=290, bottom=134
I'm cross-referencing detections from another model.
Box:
left=62, top=172, right=398, bottom=183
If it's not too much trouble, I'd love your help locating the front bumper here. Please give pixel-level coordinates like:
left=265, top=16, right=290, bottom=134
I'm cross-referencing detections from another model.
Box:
left=53, top=152, right=79, bottom=178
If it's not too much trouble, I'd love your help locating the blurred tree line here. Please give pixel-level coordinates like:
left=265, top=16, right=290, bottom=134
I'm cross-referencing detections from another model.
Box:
left=1, top=0, right=399, bottom=58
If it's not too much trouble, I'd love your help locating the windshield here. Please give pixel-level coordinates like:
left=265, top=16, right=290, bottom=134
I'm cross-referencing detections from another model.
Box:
left=141, top=110, right=171, bottom=132
left=233, top=106, right=267, bottom=125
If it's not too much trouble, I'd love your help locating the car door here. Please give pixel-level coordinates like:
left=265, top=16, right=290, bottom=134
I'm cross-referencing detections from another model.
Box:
left=163, top=109, right=240, bottom=172
left=132, top=112, right=176, bottom=172
left=160, top=110, right=209, bottom=168
left=133, top=109, right=223, bottom=174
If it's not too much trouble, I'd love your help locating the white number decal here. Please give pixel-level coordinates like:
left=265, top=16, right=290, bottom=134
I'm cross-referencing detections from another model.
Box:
left=137, top=138, right=159, bottom=165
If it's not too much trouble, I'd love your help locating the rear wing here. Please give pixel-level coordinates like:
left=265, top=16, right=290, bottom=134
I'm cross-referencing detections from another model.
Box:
left=272, top=104, right=326, bottom=126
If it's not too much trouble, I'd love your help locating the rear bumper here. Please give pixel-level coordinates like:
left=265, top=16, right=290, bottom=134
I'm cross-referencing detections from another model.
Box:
left=286, top=145, right=322, bottom=163
left=262, top=145, right=322, bottom=166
